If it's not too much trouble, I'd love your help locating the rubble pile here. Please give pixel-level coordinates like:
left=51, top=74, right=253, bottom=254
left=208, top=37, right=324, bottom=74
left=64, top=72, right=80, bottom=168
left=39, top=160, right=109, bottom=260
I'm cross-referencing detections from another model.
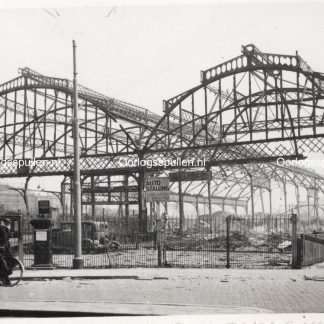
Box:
left=163, top=227, right=292, bottom=253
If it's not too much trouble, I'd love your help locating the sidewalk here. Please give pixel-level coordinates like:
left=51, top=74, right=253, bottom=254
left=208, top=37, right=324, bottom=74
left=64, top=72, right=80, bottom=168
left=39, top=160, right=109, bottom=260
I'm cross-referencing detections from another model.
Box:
left=1, top=262, right=323, bottom=314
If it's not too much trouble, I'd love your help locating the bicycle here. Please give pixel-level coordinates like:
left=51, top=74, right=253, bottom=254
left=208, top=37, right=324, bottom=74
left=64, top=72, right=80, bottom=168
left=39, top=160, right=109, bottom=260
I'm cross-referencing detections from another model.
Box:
left=0, top=247, right=24, bottom=287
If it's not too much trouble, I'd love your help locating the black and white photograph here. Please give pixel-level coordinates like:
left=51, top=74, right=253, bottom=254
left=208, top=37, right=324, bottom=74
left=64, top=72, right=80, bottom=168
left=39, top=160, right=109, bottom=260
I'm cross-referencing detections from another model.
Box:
left=0, top=0, right=324, bottom=322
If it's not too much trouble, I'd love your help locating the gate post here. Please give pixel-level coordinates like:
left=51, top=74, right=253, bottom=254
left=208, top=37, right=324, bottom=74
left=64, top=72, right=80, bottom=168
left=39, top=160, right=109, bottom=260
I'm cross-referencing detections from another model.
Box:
left=226, top=216, right=230, bottom=269
left=296, top=236, right=303, bottom=269
left=156, top=202, right=162, bottom=267
left=291, top=213, right=298, bottom=269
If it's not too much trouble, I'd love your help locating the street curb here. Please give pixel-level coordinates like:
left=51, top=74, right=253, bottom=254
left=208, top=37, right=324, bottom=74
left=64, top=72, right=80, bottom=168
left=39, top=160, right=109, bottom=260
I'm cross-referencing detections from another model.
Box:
left=21, top=275, right=170, bottom=281
left=21, top=275, right=139, bottom=281
left=0, top=301, right=273, bottom=315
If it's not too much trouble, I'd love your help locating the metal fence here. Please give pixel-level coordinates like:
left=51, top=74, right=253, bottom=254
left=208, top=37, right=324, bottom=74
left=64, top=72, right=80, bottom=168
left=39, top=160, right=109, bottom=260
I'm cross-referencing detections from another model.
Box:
left=12, top=214, right=295, bottom=269
left=22, top=218, right=157, bottom=268
left=161, top=215, right=292, bottom=268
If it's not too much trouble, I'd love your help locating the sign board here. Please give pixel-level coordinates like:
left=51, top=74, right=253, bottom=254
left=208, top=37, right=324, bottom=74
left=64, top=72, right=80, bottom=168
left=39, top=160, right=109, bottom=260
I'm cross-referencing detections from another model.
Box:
left=144, top=177, right=170, bottom=202
left=169, top=171, right=211, bottom=182
left=36, top=230, right=47, bottom=241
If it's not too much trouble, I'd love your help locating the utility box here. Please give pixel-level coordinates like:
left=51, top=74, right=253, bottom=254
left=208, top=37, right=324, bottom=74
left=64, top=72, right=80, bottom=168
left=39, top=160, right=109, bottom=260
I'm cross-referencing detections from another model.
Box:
left=30, top=219, right=54, bottom=269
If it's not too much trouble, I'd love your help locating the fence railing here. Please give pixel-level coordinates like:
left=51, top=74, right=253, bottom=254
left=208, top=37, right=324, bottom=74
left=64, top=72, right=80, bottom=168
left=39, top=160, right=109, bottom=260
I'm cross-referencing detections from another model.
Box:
left=10, top=213, right=295, bottom=269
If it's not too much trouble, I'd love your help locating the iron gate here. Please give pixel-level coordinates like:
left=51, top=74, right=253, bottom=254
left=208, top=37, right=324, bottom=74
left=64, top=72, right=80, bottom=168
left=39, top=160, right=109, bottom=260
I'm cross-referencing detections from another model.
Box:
left=161, top=215, right=292, bottom=269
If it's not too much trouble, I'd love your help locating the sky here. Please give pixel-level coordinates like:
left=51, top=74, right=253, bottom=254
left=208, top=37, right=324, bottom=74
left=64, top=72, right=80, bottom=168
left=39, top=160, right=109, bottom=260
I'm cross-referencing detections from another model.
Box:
left=1, top=1, right=324, bottom=214
left=0, top=2, right=324, bottom=113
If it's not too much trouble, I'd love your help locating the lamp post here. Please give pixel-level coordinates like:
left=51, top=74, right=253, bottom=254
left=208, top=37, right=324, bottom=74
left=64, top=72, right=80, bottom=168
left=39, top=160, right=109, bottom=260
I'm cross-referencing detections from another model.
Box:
left=72, top=40, right=83, bottom=269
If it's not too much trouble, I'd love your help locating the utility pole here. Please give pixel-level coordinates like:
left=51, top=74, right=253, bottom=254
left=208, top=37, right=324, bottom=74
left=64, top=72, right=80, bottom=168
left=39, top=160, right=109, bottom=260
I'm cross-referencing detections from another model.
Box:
left=72, top=40, right=83, bottom=269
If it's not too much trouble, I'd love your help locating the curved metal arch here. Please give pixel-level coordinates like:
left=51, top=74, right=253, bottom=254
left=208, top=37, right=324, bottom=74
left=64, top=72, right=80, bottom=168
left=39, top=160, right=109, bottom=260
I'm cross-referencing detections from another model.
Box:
left=0, top=100, right=136, bottom=163
left=143, top=46, right=324, bottom=164
left=0, top=83, right=121, bottom=123
left=0, top=86, right=152, bottom=161
left=145, top=86, right=318, bottom=153
left=145, top=87, right=323, bottom=167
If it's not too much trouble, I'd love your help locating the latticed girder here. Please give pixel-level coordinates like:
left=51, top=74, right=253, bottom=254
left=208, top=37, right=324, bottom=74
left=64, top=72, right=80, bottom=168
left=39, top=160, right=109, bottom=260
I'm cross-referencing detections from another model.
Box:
left=0, top=44, right=324, bottom=188
left=16, top=67, right=208, bottom=141
left=19, top=67, right=162, bottom=129
left=145, top=44, right=324, bottom=162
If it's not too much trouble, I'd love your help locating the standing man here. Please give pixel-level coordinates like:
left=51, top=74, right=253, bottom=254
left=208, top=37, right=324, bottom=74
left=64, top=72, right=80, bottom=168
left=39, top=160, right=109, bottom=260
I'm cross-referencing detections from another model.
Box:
left=0, top=218, right=11, bottom=253
left=0, top=218, right=12, bottom=285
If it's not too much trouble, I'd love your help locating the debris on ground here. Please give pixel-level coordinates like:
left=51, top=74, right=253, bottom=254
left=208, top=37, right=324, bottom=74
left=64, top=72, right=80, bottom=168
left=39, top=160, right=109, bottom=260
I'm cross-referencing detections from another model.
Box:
left=304, top=275, right=324, bottom=281
left=278, top=240, right=292, bottom=251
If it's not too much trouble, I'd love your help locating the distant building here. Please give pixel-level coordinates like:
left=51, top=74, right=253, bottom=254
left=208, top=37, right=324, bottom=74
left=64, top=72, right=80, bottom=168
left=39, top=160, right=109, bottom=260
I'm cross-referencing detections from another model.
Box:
left=0, top=189, right=62, bottom=216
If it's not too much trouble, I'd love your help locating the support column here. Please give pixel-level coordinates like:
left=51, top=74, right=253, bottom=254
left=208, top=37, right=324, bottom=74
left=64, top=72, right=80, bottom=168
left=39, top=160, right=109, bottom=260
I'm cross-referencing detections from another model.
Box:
left=124, top=175, right=129, bottom=233
left=138, top=171, right=147, bottom=233
left=260, top=188, right=265, bottom=214
left=178, top=180, right=184, bottom=233
left=250, top=174, right=255, bottom=228
left=91, top=176, right=95, bottom=219
left=316, top=190, right=320, bottom=230
left=233, top=204, right=237, bottom=229
left=268, top=188, right=272, bottom=234
left=164, top=201, right=168, bottom=215
left=61, top=181, right=66, bottom=221
left=283, top=183, right=288, bottom=214
left=149, top=202, right=153, bottom=232
left=195, top=197, right=199, bottom=218
left=65, top=203, right=68, bottom=222
left=70, top=177, right=73, bottom=221
left=207, top=175, right=213, bottom=235
left=156, top=201, right=162, bottom=266
left=295, top=185, right=300, bottom=233
left=283, top=182, right=288, bottom=232
left=291, top=213, right=298, bottom=268
left=314, top=187, right=319, bottom=230
left=307, top=191, right=311, bottom=231
left=23, top=178, right=30, bottom=222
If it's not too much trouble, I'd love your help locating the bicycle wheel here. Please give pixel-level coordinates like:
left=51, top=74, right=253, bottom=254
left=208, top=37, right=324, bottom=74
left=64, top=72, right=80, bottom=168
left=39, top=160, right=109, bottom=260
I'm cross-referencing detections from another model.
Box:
left=107, top=241, right=121, bottom=251
left=1, top=256, right=23, bottom=287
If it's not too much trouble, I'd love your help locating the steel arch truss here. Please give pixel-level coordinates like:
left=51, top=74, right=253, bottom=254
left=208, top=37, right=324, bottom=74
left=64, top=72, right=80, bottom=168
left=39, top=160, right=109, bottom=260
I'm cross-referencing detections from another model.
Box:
left=143, top=44, right=324, bottom=165
left=0, top=45, right=324, bottom=210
